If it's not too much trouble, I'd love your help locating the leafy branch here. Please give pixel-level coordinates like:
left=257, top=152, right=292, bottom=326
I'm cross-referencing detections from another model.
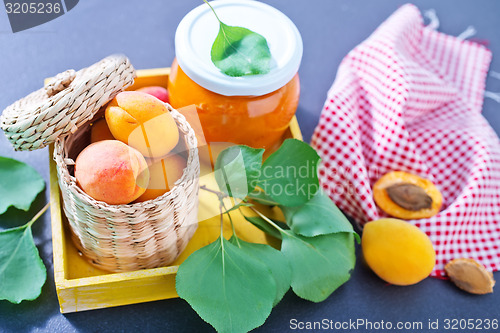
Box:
left=0, top=156, right=47, bottom=304
left=176, top=139, right=358, bottom=332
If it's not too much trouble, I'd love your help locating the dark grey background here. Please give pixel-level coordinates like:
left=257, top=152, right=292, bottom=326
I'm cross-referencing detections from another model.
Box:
left=1, top=1, right=499, bottom=332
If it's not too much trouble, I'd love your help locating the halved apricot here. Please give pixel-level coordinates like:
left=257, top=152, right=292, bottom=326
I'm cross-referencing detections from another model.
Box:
left=373, top=171, right=442, bottom=219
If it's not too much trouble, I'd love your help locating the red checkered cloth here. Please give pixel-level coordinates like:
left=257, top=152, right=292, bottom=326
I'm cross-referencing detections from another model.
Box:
left=311, top=4, right=500, bottom=276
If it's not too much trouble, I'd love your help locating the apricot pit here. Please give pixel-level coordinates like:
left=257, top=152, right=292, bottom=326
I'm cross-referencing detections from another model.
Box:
left=445, top=258, right=495, bottom=294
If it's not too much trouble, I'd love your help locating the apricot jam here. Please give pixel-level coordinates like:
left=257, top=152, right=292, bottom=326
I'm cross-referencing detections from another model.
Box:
left=171, top=0, right=302, bottom=149
left=168, top=59, right=300, bottom=149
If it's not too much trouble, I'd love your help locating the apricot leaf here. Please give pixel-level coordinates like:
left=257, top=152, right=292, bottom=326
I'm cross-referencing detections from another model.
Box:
left=0, top=157, right=45, bottom=214
left=229, top=235, right=291, bottom=306
left=258, top=139, right=320, bottom=207
left=176, top=236, right=276, bottom=333
left=282, top=190, right=355, bottom=237
left=280, top=231, right=356, bottom=302
left=215, top=145, right=264, bottom=200
left=205, top=0, right=271, bottom=77
left=244, top=212, right=356, bottom=303
left=243, top=215, right=282, bottom=240
left=0, top=223, right=47, bottom=304
left=247, top=189, right=278, bottom=206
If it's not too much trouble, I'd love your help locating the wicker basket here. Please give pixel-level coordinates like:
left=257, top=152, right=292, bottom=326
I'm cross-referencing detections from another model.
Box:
left=0, top=55, right=200, bottom=272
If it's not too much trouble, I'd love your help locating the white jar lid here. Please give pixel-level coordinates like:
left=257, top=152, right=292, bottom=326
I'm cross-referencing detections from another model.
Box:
left=175, top=0, right=303, bottom=96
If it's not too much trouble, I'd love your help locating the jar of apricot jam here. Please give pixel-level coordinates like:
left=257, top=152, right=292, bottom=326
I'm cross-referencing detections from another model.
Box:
left=169, top=0, right=303, bottom=149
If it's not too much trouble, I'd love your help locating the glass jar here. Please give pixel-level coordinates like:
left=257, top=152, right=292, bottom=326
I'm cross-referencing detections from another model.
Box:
left=169, top=0, right=303, bottom=149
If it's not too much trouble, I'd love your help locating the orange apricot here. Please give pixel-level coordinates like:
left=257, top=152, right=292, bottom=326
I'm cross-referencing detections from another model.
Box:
left=105, top=91, right=179, bottom=158
left=135, top=154, right=186, bottom=202
left=90, top=118, right=115, bottom=143
left=136, top=86, right=169, bottom=103
left=373, top=171, right=442, bottom=219
left=362, top=218, right=436, bottom=286
left=75, top=140, right=149, bottom=205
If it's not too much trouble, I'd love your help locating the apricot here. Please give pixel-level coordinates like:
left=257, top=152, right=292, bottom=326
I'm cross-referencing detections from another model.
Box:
left=373, top=171, right=442, bottom=219
left=90, top=118, right=115, bottom=143
left=105, top=91, right=179, bottom=158
left=136, top=86, right=169, bottom=103
left=75, top=140, right=149, bottom=205
left=135, top=154, right=187, bottom=202
left=362, top=218, right=436, bottom=286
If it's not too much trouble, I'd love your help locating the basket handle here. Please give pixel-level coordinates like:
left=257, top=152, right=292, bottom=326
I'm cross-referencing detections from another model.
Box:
left=45, top=69, right=76, bottom=97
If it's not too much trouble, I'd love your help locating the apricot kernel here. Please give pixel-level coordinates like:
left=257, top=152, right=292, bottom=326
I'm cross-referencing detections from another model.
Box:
left=386, top=183, right=433, bottom=211
left=445, top=258, right=495, bottom=295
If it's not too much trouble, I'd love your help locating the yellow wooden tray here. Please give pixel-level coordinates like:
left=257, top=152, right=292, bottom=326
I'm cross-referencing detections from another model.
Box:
left=49, top=68, right=303, bottom=313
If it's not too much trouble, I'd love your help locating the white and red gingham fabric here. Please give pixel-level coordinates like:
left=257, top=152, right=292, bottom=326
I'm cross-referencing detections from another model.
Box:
left=311, top=4, right=500, bottom=276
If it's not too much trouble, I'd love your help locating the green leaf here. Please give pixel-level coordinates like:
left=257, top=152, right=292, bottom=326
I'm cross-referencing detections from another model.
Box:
left=258, top=139, right=320, bottom=207
left=243, top=215, right=283, bottom=240
left=176, top=237, right=276, bottom=333
left=211, top=22, right=271, bottom=77
left=280, top=231, right=355, bottom=303
left=229, top=236, right=291, bottom=306
left=0, top=157, right=45, bottom=214
left=215, top=145, right=264, bottom=200
left=247, top=188, right=279, bottom=206
left=282, top=190, right=355, bottom=237
left=0, top=225, right=47, bottom=303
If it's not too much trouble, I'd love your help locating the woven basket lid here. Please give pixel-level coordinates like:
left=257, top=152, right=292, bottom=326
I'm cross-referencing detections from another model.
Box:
left=0, top=55, right=136, bottom=151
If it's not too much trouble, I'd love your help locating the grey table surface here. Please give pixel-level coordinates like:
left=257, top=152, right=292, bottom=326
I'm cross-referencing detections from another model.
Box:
left=1, top=1, right=499, bottom=332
